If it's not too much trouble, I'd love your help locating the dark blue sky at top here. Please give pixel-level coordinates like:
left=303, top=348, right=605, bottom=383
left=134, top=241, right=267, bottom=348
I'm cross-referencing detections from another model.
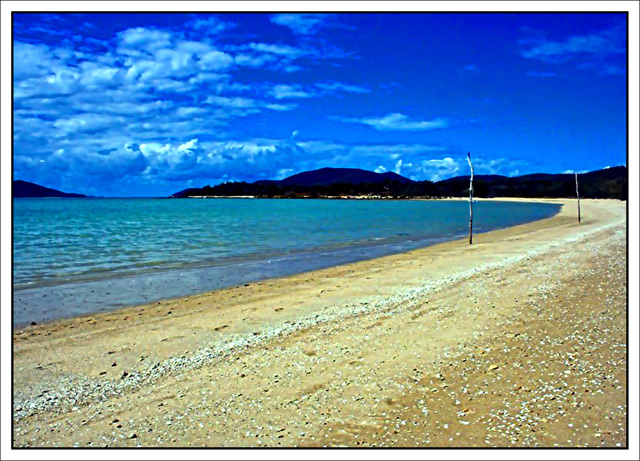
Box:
left=13, top=12, right=627, bottom=197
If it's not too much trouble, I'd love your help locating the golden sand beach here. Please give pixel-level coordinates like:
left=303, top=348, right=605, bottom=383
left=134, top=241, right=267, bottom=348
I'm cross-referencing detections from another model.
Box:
left=12, top=198, right=627, bottom=448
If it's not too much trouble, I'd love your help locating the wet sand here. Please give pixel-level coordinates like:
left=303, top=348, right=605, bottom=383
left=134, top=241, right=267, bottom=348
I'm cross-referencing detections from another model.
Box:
left=12, top=198, right=627, bottom=448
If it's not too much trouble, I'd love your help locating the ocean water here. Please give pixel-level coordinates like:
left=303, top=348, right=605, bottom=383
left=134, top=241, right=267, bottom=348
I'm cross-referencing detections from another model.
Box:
left=13, top=198, right=560, bottom=325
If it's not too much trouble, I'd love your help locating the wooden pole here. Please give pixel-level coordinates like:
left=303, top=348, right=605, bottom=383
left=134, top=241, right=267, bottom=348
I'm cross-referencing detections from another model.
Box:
left=467, top=152, right=474, bottom=244
left=575, top=172, right=581, bottom=224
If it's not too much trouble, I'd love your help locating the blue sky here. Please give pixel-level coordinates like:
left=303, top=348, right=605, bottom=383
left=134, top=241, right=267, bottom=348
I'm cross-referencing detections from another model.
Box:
left=12, top=13, right=627, bottom=197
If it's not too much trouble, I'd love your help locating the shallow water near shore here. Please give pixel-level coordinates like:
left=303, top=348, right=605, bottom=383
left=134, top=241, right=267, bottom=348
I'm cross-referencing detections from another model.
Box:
left=13, top=198, right=560, bottom=326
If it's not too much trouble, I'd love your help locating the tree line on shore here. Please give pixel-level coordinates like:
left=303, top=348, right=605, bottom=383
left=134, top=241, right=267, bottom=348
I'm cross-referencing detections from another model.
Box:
left=171, top=166, right=627, bottom=200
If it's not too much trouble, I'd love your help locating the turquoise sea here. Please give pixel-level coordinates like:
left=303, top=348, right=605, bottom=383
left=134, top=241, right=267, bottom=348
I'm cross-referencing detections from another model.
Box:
left=13, top=198, right=560, bottom=325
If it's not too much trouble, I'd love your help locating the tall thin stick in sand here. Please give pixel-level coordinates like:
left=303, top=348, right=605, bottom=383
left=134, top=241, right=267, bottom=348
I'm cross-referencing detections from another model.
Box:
left=467, top=152, right=474, bottom=244
left=575, top=172, right=581, bottom=224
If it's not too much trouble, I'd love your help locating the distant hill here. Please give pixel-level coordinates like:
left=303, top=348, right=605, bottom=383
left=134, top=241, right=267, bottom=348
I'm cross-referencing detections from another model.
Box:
left=438, top=166, right=627, bottom=199
left=255, top=167, right=414, bottom=187
left=439, top=174, right=509, bottom=183
left=13, top=180, right=87, bottom=198
left=171, top=165, right=627, bottom=200
left=172, top=167, right=414, bottom=198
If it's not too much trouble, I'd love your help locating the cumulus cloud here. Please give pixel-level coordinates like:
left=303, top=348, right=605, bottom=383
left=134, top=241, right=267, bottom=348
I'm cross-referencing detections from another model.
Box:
left=31, top=137, right=297, bottom=193
left=15, top=105, right=530, bottom=196
left=13, top=42, right=61, bottom=79
left=392, top=157, right=462, bottom=181
left=117, top=27, right=173, bottom=54
left=38, top=143, right=150, bottom=184
left=370, top=155, right=530, bottom=182
left=19, top=17, right=532, bottom=197
left=12, top=15, right=373, bottom=195
left=332, top=113, right=449, bottom=132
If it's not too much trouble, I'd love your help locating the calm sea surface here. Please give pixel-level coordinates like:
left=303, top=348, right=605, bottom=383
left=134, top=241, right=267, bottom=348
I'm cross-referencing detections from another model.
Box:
left=13, top=198, right=560, bottom=291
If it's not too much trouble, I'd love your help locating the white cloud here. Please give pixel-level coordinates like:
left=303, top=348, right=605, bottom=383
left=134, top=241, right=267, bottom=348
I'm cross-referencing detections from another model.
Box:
left=117, top=27, right=173, bottom=54
left=270, top=14, right=331, bottom=35
left=205, top=95, right=259, bottom=108
left=275, top=168, right=295, bottom=179
left=11, top=18, right=379, bottom=195
left=315, top=81, right=370, bottom=94
left=14, top=42, right=61, bottom=79
left=175, top=107, right=208, bottom=118
left=228, top=42, right=316, bottom=72
left=233, top=52, right=278, bottom=69
left=259, top=81, right=370, bottom=101
left=333, top=113, right=449, bottom=132
left=52, top=113, right=125, bottom=137
left=248, top=42, right=307, bottom=58
left=379, top=156, right=530, bottom=182
left=398, top=157, right=462, bottom=181
left=199, top=50, right=235, bottom=71
left=519, top=24, right=626, bottom=72
left=178, top=138, right=198, bottom=152
left=265, top=103, right=297, bottom=111
left=13, top=26, right=322, bottom=160
left=297, top=141, right=447, bottom=160
left=204, top=95, right=296, bottom=113
left=79, top=62, right=122, bottom=87
left=562, top=169, right=589, bottom=174
left=475, top=157, right=528, bottom=176
left=187, top=16, right=235, bottom=35
left=270, top=84, right=313, bottom=99
left=294, top=141, right=461, bottom=181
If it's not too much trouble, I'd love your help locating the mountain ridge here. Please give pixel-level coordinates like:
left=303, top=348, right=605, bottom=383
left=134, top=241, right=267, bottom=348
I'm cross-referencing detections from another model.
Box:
left=13, top=180, right=87, bottom=198
left=171, top=165, right=627, bottom=200
left=254, top=167, right=414, bottom=187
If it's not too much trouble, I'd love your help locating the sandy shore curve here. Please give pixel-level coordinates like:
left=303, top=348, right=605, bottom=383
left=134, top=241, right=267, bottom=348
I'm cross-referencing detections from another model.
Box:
left=12, top=198, right=627, bottom=448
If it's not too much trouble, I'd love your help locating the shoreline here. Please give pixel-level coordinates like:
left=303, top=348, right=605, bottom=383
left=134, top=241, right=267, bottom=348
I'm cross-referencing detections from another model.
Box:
left=12, top=198, right=627, bottom=447
left=12, top=198, right=561, bottom=327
